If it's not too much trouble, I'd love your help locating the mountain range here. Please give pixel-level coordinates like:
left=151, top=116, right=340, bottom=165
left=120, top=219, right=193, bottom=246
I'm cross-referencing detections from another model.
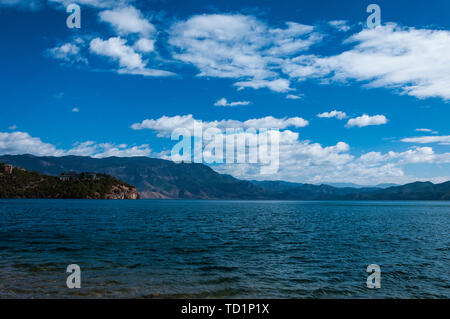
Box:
left=0, top=154, right=449, bottom=200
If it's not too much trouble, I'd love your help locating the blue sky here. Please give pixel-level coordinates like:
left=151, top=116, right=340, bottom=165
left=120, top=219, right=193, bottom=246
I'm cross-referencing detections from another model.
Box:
left=0, top=0, right=449, bottom=185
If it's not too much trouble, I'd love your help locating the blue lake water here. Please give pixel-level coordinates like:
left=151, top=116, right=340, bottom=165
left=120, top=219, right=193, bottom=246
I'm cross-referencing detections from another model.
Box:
left=0, top=199, right=449, bottom=298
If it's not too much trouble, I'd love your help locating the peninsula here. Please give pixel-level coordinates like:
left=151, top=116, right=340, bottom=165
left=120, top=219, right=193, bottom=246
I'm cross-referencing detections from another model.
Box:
left=0, top=163, right=139, bottom=199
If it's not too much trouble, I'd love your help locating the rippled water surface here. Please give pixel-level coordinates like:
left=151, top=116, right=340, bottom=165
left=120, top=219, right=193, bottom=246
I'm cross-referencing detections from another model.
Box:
left=1, top=199, right=450, bottom=298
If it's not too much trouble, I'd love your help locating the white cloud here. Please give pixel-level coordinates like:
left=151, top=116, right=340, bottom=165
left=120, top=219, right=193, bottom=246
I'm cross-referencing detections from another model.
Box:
left=283, top=24, right=450, bottom=100
left=214, top=98, right=250, bottom=107
left=2, top=129, right=449, bottom=185
left=4, top=0, right=135, bottom=11
left=328, top=20, right=350, bottom=32
left=214, top=138, right=354, bottom=181
left=131, top=114, right=309, bottom=137
left=133, top=115, right=403, bottom=184
left=317, top=110, right=347, bottom=120
left=346, top=114, right=387, bottom=128
left=43, top=5, right=171, bottom=78
left=89, top=37, right=174, bottom=77
left=286, top=94, right=302, bottom=100
left=0, top=131, right=152, bottom=158
left=72, top=107, right=79, bottom=112
left=134, top=38, right=155, bottom=53
left=243, top=116, right=309, bottom=129
left=169, top=14, right=321, bottom=93
left=415, top=128, right=439, bottom=134
left=216, top=142, right=450, bottom=185
left=11, top=6, right=450, bottom=101
left=99, top=6, right=156, bottom=37
left=67, top=141, right=152, bottom=158
left=0, top=0, right=41, bottom=10
left=116, top=67, right=174, bottom=77
left=401, top=135, right=450, bottom=145
left=48, top=0, right=126, bottom=9
left=169, top=14, right=272, bottom=79
left=92, top=144, right=151, bottom=158
left=393, top=147, right=439, bottom=164
left=47, top=42, right=87, bottom=64
left=140, top=116, right=357, bottom=183
left=234, top=79, right=292, bottom=93
left=358, top=147, right=450, bottom=165
left=41, top=12, right=450, bottom=100
left=0, top=131, right=64, bottom=156
left=266, top=22, right=322, bottom=56
left=90, top=37, right=145, bottom=69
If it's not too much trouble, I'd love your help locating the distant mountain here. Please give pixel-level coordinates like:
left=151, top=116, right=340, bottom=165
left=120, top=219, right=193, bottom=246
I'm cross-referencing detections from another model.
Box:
left=251, top=180, right=307, bottom=191
left=0, top=155, right=270, bottom=199
left=252, top=181, right=380, bottom=200
left=375, top=183, right=400, bottom=189
left=326, top=182, right=376, bottom=189
left=351, top=181, right=450, bottom=200
left=326, top=182, right=399, bottom=189
left=0, top=154, right=448, bottom=200
left=0, top=163, right=139, bottom=199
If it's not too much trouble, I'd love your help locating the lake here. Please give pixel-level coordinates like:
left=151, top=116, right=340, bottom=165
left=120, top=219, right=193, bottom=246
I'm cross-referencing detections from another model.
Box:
left=0, top=199, right=449, bottom=298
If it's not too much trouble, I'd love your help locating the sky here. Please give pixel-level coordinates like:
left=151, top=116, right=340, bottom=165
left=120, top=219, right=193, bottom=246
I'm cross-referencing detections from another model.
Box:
left=0, top=0, right=449, bottom=185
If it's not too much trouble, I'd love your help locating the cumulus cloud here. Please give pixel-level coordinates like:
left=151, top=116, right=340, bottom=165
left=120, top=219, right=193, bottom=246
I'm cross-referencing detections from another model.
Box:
left=134, top=38, right=155, bottom=53
left=346, top=114, right=387, bottom=128
left=213, top=135, right=412, bottom=185
left=42, top=5, right=171, bottom=77
left=0, top=131, right=64, bottom=156
left=214, top=139, right=354, bottom=181
left=99, top=6, right=156, bottom=37
left=0, top=131, right=152, bottom=158
left=214, top=98, right=250, bottom=107
left=357, top=147, right=450, bottom=165
left=328, top=20, right=350, bottom=32
left=138, top=115, right=357, bottom=182
left=67, top=141, right=152, bottom=158
left=131, top=114, right=309, bottom=137
left=216, top=142, right=450, bottom=185
left=90, top=37, right=145, bottom=69
left=234, top=79, right=293, bottom=93
left=317, top=110, right=347, bottom=120
left=132, top=114, right=417, bottom=184
left=72, top=107, right=79, bottom=112
left=1, top=129, right=449, bottom=185
left=46, top=42, right=87, bottom=64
